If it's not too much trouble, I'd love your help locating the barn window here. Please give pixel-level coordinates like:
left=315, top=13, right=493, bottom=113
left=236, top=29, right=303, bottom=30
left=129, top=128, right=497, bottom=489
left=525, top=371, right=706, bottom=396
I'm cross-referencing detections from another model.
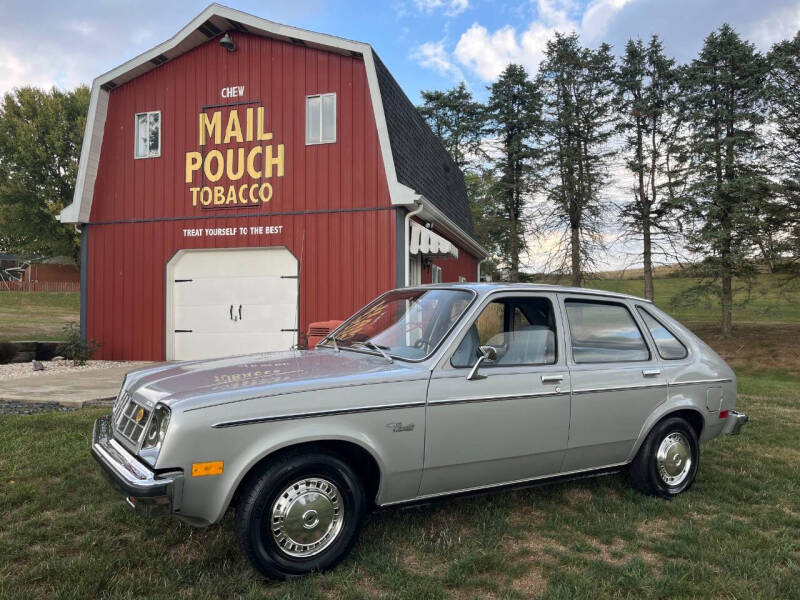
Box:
left=305, top=93, right=336, bottom=144
left=135, top=111, right=161, bottom=158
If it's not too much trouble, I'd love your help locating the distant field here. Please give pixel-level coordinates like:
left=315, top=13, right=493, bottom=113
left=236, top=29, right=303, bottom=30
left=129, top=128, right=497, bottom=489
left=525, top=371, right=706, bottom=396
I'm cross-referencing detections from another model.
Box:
left=582, top=274, right=800, bottom=323
left=0, top=292, right=80, bottom=341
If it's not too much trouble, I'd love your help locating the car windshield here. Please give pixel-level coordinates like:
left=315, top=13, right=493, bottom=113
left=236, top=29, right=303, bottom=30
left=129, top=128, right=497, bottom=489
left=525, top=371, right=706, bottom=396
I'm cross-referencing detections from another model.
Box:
left=319, top=288, right=474, bottom=360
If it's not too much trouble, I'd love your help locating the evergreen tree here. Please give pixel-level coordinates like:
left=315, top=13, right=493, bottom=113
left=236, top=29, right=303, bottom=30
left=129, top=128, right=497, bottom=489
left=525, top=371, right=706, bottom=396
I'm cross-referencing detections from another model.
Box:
left=464, top=169, right=504, bottom=279
left=0, top=86, right=89, bottom=261
left=538, top=33, right=617, bottom=286
left=766, top=33, right=800, bottom=270
left=486, top=64, right=542, bottom=281
left=681, top=25, right=769, bottom=336
left=417, top=82, right=485, bottom=171
left=616, top=36, right=683, bottom=300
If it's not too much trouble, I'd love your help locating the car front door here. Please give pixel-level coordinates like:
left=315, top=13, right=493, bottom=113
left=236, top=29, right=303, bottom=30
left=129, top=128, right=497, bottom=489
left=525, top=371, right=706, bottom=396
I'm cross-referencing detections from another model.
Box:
left=419, top=292, right=571, bottom=497
left=560, top=295, right=668, bottom=471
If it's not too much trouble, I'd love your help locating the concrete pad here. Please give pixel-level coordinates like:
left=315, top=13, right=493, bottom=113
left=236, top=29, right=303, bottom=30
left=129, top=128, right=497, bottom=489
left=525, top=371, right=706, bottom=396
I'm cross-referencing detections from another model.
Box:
left=0, top=363, right=154, bottom=408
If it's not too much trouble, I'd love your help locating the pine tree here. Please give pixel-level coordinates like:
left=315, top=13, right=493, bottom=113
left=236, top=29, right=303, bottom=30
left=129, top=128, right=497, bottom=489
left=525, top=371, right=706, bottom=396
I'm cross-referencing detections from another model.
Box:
left=681, top=25, right=769, bottom=336
left=486, top=64, right=542, bottom=281
left=539, top=33, right=617, bottom=286
left=616, top=35, right=683, bottom=299
left=417, top=82, right=485, bottom=171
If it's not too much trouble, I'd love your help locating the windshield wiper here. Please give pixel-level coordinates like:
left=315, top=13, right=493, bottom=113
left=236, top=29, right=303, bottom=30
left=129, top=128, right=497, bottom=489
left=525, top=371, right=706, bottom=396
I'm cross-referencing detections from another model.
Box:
left=355, top=340, right=393, bottom=363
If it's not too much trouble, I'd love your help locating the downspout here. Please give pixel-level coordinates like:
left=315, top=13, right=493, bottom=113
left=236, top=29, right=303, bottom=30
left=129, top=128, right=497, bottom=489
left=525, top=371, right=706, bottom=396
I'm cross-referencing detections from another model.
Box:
left=477, top=257, right=487, bottom=283
left=404, top=200, right=423, bottom=286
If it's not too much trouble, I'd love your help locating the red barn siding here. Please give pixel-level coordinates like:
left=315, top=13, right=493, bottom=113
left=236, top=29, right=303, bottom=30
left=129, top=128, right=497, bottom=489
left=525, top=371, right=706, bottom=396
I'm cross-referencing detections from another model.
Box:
left=87, top=33, right=395, bottom=360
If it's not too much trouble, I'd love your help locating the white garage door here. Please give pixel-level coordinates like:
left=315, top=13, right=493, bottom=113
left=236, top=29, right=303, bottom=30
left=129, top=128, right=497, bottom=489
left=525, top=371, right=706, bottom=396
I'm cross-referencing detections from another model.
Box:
left=166, top=247, right=298, bottom=361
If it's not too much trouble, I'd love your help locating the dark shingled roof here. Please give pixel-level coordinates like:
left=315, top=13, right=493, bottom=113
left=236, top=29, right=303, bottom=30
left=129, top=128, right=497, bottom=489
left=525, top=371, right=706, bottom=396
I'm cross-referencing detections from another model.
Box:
left=372, top=51, right=475, bottom=237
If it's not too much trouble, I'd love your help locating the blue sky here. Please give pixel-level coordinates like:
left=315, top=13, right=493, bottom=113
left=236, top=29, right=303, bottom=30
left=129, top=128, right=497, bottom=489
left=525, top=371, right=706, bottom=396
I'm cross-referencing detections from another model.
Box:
left=3, top=0, right=800, bottom=102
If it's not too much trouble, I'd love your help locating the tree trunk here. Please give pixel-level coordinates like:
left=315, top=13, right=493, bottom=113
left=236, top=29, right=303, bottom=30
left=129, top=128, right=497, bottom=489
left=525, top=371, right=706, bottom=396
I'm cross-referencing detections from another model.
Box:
left=570, top=225, right=581, bottom=286
left=721, top=273, right=732, bottom=337
left=509, top=208, right=519, bottom=281
left=642, top=214, right=654, bottom=301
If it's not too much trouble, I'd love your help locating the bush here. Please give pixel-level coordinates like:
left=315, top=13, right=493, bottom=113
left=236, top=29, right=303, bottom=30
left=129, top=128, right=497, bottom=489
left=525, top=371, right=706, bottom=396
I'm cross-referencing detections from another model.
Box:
left=0, top=341, right=16, bottom=364
left=58, top=322, right=102, bottom=366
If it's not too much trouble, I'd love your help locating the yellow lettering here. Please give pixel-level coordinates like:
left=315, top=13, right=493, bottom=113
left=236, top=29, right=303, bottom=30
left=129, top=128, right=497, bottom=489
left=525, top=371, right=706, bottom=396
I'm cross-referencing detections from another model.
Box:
left=226, top=148, right=245, bottom=180
left=245, top=107, right=254, bottom=142
left=190, top=187, right=200, bottom=206
left=238, top=184, right=249, bottom=204
left=226, top=185, right=237, bottom=204
left=224, top=110, right=243, bottom=144
left=204, top=150, right=224, bottom=182
left=264, top=144, right=284, bottom=178
left=259, top=182, right=273, bottom=203
left=185, top=152, right=202, bottom=183
left=257, top=107, right=273, bottom=141
left=200, top=187, right=212, bottom=206
left=246, top=146, right=262, bottom=179
left=213, top=186, right=225, bottom=205
left=199, top=111, right=221, bottom=145
left=249, top=183, right=258, bottom=203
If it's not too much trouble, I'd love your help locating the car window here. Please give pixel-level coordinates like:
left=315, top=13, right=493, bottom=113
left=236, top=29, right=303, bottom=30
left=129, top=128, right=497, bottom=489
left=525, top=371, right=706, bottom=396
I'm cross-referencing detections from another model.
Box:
left=451, top=297, right=557, bottom=367
left=565, top=300, right=650, bottom=363
left=637, top=307, right=688, bottom=360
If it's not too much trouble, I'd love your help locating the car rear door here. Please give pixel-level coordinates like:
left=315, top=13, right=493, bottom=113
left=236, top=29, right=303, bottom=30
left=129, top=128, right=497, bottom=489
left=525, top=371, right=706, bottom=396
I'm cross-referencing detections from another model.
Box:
left=560, top=294, right=668, bottom=471
left=419, top=292, right=571, bottom=497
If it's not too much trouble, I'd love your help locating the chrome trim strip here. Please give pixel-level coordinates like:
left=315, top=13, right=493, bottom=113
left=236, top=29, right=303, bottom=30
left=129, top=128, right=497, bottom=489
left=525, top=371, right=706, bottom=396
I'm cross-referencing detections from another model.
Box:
left=669, top=378, right=732, bottom=387
left=212, top=401, right=426, bottom=428
left=571, top=382, right=667, bottom=395
left=381, top=461, right=629, bottom=506
left=428, top=390, right=569, bottom=406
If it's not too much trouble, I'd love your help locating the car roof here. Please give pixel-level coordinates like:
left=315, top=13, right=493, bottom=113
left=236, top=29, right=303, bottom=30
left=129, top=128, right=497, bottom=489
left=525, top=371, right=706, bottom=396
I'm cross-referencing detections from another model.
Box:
left=404, top=282, right=653, bottom=304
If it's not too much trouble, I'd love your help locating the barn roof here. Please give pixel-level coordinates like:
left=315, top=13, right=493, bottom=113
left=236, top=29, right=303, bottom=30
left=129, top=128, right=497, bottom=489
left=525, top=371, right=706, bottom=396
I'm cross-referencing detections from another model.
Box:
left=59, top=3, right=484, bottom=257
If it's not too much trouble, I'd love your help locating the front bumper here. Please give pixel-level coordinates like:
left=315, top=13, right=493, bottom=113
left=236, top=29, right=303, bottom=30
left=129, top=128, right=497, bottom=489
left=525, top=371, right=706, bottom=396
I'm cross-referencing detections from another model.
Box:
left=722, top=410, right=749, bottom=435
left=91, top=415, right=183, bottom=517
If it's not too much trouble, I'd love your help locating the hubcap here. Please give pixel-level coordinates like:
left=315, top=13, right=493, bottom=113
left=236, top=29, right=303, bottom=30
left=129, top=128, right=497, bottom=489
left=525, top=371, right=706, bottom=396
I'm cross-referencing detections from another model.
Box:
left=269, top=477, right=343, bottom=558
left=656, top=432, right=692, bottom=486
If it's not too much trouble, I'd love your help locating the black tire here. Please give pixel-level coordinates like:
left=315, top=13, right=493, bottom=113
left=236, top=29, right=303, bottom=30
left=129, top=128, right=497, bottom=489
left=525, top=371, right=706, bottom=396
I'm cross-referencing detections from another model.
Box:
left=629, top=416, right=699, bottom=498
left=234, top=450, right=366, bottom=579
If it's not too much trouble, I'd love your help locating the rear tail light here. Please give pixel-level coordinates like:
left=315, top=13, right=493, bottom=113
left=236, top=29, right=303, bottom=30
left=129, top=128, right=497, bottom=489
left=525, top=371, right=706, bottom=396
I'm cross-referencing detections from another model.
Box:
left=719, top=410, right=730, bottom=419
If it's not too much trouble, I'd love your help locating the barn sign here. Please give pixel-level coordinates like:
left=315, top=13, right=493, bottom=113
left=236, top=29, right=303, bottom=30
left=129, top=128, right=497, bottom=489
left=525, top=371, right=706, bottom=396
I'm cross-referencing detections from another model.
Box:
left=185, top=105, right=285, bottom=208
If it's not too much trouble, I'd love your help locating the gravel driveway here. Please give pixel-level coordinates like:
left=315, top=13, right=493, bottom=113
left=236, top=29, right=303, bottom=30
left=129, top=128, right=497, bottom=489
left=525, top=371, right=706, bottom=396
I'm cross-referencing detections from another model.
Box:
left=0, top=360, right=132, bottom=381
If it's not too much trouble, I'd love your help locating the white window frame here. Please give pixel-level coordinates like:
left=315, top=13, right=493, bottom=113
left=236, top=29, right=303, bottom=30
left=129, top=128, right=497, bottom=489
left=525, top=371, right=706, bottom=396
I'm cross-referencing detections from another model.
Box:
left=458, top=276, right=467, bottom=283
left=134, top=111, right=161, bottom=159
left=431, top=264, right=443, bottom=284
left=305, top=93, right=336, bottom=145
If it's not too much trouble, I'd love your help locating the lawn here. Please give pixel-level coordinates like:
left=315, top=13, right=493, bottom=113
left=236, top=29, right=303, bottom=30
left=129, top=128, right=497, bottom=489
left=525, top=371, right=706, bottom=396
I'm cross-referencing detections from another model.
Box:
left=0, top=292, right=80, bottom=342
left=1, top=367, right=798, bottom=599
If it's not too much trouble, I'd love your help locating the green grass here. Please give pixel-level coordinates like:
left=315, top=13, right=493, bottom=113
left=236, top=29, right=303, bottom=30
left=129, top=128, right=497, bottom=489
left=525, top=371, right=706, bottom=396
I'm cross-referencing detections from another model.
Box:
left=583, top=274, right=800, bottom=323
left=0, top=292, right=79, bottom=341
left=1, top=371, right=798, bottom=599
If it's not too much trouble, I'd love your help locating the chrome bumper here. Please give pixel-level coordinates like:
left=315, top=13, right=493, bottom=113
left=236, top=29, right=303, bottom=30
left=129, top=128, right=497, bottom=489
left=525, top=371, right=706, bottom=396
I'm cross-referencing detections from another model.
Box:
left=722, top=410, right=749, bottom=435
left=91, top=415, right=183, bottom=517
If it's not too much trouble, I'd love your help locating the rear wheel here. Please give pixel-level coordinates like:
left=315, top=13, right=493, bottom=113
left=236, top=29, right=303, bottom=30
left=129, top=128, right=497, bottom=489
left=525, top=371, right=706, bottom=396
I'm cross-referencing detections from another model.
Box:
left=629, top=416, right=699, bottom=498
left=234, top=451, right=366, bottom=579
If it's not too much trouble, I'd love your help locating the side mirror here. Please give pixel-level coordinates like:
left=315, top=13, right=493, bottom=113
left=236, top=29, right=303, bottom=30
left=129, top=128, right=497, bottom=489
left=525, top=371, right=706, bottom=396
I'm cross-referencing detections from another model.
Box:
left=467, top=345, right=497, bottom=381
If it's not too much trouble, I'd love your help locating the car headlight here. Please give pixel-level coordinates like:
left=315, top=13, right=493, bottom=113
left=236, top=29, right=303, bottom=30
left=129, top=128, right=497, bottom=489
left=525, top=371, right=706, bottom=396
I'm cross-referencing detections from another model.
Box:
left=139, top=404, right=171, bottom=464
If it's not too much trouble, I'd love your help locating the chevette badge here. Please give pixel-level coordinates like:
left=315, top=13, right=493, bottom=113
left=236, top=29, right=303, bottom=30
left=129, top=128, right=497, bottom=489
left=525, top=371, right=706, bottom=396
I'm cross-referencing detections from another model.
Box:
left=385, top=422, right=414, bottom=433
left=135, top=407, right=145, bottom=423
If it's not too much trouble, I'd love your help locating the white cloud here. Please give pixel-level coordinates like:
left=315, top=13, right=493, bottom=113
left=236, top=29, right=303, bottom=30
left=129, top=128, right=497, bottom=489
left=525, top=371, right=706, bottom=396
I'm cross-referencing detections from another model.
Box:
left=580, top=0, right=633, bottom=43
left=412, top=40, right=465, bottom=81
left=744, top=1, right=800, bottom=48
left=413, top=0, right=470, bottom=17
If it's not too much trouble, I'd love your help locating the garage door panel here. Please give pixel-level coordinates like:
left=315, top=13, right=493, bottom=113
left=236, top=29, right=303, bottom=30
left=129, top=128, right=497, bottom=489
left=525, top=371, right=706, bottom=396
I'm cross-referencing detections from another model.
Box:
left=168, top=248, right=299, bottom=361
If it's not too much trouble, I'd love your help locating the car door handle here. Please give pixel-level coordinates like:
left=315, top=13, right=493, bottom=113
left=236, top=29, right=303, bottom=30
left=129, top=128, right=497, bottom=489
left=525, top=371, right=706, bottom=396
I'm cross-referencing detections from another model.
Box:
left=541, top=375, right=564, bottom=384
left=642, top=369, right=662, bottom=377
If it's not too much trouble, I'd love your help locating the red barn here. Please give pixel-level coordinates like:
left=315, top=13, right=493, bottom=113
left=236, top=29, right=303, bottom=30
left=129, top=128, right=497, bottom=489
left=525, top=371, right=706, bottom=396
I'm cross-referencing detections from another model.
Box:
left=59, top=4, right=486, bottom=361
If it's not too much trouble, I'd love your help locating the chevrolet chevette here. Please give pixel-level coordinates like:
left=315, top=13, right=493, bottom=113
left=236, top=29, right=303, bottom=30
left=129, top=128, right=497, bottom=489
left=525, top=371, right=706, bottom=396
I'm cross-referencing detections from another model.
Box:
left=91, top=283, right=747, bottom=578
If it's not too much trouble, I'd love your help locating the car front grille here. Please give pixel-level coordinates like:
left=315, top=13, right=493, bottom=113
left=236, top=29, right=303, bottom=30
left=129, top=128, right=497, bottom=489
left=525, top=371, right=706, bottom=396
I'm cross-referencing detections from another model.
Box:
left=113, top=391, right=152, bottom=446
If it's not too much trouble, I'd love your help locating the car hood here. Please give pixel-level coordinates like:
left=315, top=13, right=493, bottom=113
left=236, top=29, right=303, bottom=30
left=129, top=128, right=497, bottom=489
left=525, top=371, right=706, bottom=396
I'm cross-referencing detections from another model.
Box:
left=124, top=349, right=427, bottom=410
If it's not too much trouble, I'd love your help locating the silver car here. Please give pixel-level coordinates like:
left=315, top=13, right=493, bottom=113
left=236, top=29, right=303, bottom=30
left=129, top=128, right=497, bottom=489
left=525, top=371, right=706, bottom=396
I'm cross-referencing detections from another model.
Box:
left=91, top=283, right=747, bottom=578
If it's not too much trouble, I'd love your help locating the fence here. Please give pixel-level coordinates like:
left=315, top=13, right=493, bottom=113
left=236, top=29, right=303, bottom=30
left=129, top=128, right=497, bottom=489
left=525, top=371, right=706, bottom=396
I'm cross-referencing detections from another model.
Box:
left=0, top=281, right=80, bottom=292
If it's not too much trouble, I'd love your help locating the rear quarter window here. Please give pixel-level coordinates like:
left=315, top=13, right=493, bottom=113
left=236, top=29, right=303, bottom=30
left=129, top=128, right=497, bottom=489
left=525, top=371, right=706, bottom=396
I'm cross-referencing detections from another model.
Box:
left=637, top=307, right=688, bottom=360
left=565, top=300, right=650, bottom=363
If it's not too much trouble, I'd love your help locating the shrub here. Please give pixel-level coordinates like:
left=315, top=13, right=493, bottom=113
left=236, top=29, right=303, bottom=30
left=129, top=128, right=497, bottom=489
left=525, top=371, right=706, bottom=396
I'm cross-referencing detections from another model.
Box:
left=58, top=322, right=102, bottom=366
left=0, top=341, right=16, bottom=364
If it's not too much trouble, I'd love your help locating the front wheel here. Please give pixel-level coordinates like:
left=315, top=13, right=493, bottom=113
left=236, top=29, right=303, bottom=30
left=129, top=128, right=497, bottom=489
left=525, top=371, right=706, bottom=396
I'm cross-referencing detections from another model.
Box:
left=234, top=450, right=366, bottom=579
left=629, top=416, right=699, bottom=498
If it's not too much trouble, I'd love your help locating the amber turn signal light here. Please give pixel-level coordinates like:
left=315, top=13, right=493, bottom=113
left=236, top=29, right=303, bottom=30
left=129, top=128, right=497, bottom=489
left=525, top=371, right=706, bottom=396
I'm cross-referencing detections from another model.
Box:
left=191, top=461, right=224, bottom=477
